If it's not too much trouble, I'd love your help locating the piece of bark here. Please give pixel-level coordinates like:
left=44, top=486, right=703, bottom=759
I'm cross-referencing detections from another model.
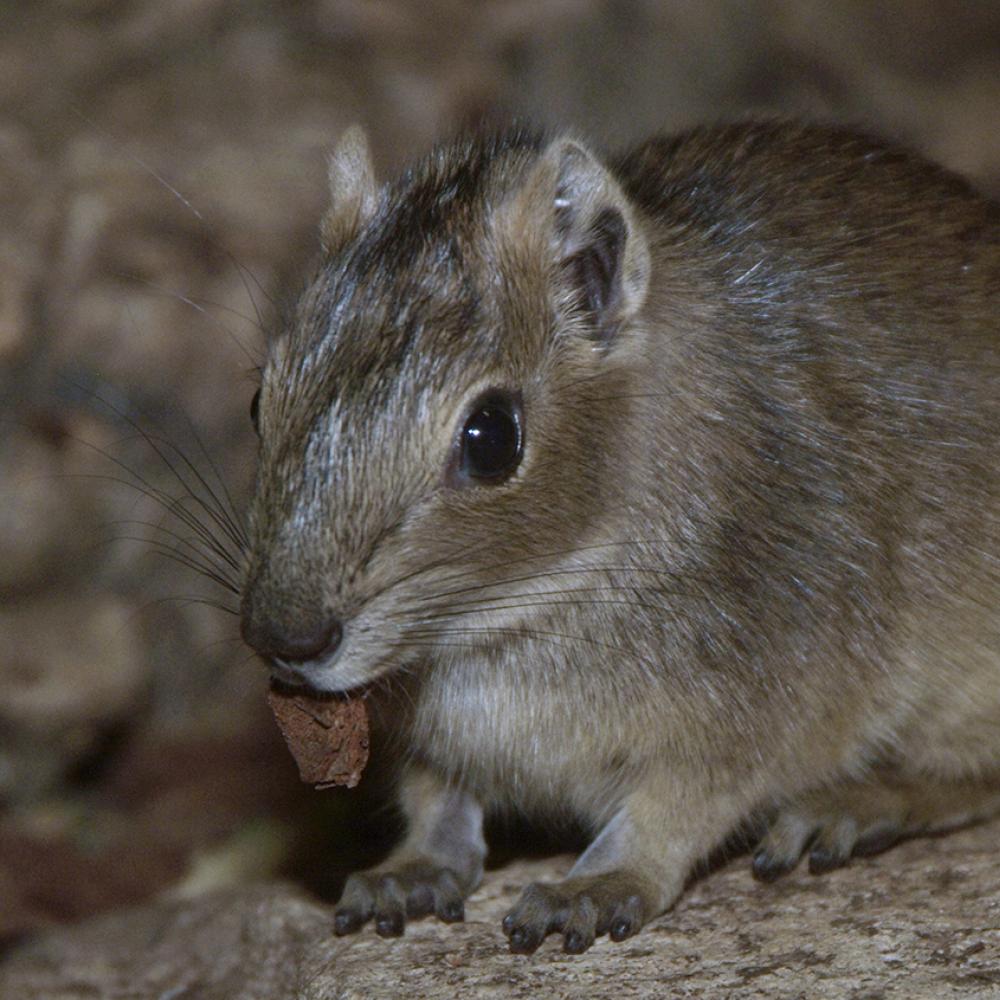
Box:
left=266, top=688, right=369, bottom=788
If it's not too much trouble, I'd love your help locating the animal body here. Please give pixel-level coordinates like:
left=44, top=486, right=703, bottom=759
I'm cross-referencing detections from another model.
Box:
left=240, top=120, right=1000, bottom=953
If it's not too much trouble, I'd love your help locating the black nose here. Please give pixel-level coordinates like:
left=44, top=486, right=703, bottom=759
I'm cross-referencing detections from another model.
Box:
left=240, top=616, right=343, bottom=664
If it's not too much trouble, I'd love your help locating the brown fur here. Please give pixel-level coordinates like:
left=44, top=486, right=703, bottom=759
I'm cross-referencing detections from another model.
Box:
left=241, top=120, right=1000, bottom=952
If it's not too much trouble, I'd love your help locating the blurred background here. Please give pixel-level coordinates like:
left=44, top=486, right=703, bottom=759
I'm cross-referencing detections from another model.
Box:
left=2, top=0, right=999, bottom=948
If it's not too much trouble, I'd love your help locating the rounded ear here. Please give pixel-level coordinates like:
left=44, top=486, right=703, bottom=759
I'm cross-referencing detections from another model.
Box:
left=321, top=125, right=378, bottom=252
left=520, top=138, right=651, bottom=343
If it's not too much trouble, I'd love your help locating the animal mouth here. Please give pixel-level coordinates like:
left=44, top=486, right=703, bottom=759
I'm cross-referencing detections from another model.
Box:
left=269, top=661, right=313, bottom=689
left=269, top=662, right=373, bottom=700
left=267, top=645, right=407, bottom=700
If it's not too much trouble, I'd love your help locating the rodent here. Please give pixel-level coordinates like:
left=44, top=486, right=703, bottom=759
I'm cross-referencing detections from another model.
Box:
left=239, top=119, right=1000, bottom=953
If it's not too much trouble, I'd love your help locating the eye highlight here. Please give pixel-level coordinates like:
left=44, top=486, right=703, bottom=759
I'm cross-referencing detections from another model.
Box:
left=454, top=389, right=523, bottom=485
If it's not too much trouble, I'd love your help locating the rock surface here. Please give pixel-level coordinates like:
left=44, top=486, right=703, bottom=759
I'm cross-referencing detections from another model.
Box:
left=3, top=821, right=999, bottom=999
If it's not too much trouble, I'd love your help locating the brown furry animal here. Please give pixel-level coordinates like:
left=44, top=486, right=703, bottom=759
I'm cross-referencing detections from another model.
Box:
left=240, top=120, right=1000, bottom=953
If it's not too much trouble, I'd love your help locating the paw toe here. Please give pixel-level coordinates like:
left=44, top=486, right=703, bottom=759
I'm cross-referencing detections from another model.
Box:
left=333, top=874, right=375, bottom=934
left=507, top=922, right=545, bottom=954
left=405, top=883, right=435, bottom=918
left=753, top=812, right=816, bottom=880
left=807, top=843, right=847, bottom=874
left=561, top=896, right=598, bottom=954
left=431, top=870, right=465, bottom=923
left=751, top=848, right=797, bottom=883
left=332, top=908, right=366, bottom=936
left=438, top=898, right=465, bottom=923
left=853, top=822, right=902, bottom=857
left=562, top=928, right=592, bottom=954
left=502, top=884, right=564, bottom=953
left=374, top=909, right=405, bottom=938
left=608, top=895, right=644, bottom=942
left=807, top=816, right=857, bottom=874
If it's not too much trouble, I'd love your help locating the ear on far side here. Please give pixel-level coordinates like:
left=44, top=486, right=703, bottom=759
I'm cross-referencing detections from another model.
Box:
left=321, top=125, right=378, bottom=252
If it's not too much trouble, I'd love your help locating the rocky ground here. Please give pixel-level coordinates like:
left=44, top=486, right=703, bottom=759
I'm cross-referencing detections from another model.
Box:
left=1, top=1, right=999, bottom=996
left=3, top=827, right=1000, bottom=999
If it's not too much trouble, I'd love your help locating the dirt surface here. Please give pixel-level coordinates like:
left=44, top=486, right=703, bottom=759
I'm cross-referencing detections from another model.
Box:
left=4, top=824, right=1000, bottom=999
left=1, top=0, right=999, bottom=995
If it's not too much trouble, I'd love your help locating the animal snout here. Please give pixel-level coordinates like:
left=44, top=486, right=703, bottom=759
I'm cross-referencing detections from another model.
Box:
left=240, top=611, right=344, bottom=666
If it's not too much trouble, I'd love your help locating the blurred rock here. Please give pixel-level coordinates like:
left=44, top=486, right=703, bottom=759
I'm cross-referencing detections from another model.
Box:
left=0, top=816, right=187, bottom=943
left=0, top=412, right=112, bottom=597
left=0, top=594, right=143, bottom=801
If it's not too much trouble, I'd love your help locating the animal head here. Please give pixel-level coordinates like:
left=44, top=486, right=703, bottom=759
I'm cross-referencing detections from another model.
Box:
left=240, top=123, right=651, bottom=692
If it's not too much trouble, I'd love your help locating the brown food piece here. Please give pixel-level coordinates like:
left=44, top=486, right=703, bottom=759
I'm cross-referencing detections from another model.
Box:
left=266, top=688, right=369, bottom=789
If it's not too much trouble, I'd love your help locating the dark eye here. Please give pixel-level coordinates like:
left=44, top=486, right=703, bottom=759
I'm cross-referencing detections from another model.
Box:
left=250, top=388, right=261, bottom=434
left=457, top=390, right=523, bottom=483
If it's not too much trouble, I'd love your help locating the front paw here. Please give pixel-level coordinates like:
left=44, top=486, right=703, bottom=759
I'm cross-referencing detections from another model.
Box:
left=501, top=872, right=651, bottom=954
left=334, top=860, right=468, bottom=938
